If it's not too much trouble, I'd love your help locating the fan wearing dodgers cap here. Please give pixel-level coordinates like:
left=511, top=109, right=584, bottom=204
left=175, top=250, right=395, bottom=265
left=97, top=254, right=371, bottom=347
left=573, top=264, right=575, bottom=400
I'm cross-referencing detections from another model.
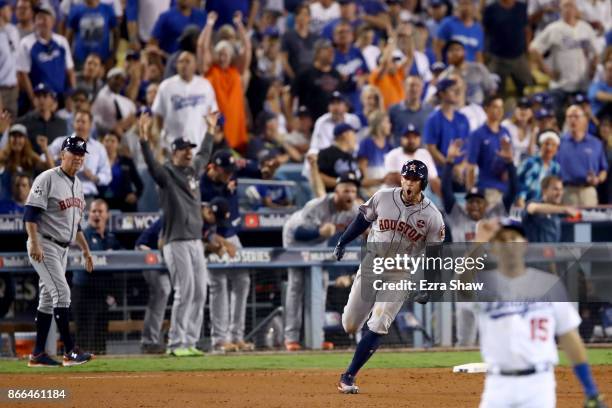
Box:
left=137, top=111, right=217, bottom=357
left=516, top=130, right=562, bottom=208
left=283, top=171, right=361, bottom=351
left=24, top=134, right=94, bottom=367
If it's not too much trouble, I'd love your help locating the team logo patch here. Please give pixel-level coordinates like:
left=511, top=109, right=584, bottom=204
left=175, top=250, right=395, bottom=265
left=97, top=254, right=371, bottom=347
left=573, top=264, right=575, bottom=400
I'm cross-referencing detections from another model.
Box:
left=416, top=220, right=425, bottom=228
left=33, top=185, right=43, bottom=197
left=409, top=164, right=416, bottom=171
left=439, top=226, right=446, bottom=241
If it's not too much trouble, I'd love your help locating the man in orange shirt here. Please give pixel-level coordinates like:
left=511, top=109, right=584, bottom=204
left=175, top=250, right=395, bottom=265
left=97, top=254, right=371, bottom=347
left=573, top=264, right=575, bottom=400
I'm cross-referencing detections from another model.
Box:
left=368, top=39, right=410, bottom=109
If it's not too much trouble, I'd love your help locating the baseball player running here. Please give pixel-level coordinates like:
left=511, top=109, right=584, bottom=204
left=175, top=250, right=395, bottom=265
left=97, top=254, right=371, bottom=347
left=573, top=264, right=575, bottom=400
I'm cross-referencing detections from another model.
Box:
left=25, top=135, right=94, bottom=367
left=467, top=220, right=607, bottom=408
left=333, top=159, right=445, bottom=393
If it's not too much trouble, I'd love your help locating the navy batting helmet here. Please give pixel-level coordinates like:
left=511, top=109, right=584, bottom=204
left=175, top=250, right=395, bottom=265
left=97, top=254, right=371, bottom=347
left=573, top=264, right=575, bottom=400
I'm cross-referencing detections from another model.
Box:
left=401, top=159, right=428, bottom=190
left=61, top=135, right=88, bottom=155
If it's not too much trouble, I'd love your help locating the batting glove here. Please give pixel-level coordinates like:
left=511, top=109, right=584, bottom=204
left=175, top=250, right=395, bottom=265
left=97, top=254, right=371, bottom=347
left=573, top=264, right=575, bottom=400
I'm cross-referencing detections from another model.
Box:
left=333, top=244, right=345, bottom=261
left=585, top=395, right=608, bottom=408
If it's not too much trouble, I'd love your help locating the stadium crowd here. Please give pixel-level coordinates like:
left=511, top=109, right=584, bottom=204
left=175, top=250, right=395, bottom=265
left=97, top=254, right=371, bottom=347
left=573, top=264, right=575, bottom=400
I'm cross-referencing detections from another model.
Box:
left=0, top=0, right=611, bottom=354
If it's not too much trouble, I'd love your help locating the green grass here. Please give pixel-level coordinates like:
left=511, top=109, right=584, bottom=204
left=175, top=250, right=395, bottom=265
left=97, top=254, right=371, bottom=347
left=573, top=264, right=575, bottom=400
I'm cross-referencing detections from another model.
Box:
left=1, top=349, right=611, bottom=375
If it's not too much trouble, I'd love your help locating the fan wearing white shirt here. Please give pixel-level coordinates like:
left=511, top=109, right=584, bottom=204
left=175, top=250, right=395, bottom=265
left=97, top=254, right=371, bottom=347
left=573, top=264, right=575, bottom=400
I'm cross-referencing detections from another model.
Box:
left=91, top=67, right=137, bottom=136
left=47, top=110, right=112, bottom=198
left=309, top=0, right=340, bottom=34
left=153, top=51, right=218, bottom=151
left=383, top=124, right=441, bottom=196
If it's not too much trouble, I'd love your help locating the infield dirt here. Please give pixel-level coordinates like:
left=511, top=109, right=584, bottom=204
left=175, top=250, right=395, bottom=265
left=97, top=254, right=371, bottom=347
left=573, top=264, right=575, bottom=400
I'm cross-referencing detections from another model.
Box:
left=2, top=366, right=611, bottom=407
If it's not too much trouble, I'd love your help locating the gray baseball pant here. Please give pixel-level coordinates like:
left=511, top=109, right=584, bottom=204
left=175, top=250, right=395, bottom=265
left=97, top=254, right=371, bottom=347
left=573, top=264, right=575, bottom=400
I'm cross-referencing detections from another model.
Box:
left=27, top=235, right=71, bottom=313
left=162, top=239, right=207, bottom=350
left=209, top=235, right=250, bottom=345
left=141, top=270, right=171, bottom=346
left=284, top=267, right=329, bottom=343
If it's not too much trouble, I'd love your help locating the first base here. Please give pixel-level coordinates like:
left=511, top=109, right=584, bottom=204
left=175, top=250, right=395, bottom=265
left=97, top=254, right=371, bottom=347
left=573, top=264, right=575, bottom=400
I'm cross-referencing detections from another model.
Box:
left=453, top=362, right=488, bottom=373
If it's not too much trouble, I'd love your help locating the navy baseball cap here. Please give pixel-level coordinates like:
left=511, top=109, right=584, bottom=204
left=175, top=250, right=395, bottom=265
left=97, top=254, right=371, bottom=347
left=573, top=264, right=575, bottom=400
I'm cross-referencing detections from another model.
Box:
left=336, top=171, right=361, bottom=188
left=0, top=1, right=9, bottom=8
left=126, top=50, right=140, bottom=61
left=401, top=123, right=420, bottom=136
left=263, top=27, right=280, bottom=38
left=338, top=0, right=356, bottom=4
left=465, top=187, right=485, bottom=201
left=211, top=149, right=237, bottom=172
left=535, top=108, right=554, bottom=120
left=572, top=93, right=589, bottom=105
left=437, top=78, right=457, bottom=93
left=517, top=97, right=531, bottom=109
left=401, top=160, right=429, bottom=188
left=33, top=83, right=56, bottom=98
left=333, top=123, right=355, bottom=138
left=329, top=91, right=346, bottom=103
left=530, top=92, right=552, bottom=107
left=172, top=138, right=197, bottom=151
left=208, top=197, right=231, bottom=227
left=217, top=113, right=225, bottom=129
left=257, top=149, right=280, bottom=163
left=430, top=0, right=444, bottom=6
left=296, top=105, right=311, bottom=117
left=137, top=106, right=152, bottom=117
left=61, top=135, right=88, bottom=155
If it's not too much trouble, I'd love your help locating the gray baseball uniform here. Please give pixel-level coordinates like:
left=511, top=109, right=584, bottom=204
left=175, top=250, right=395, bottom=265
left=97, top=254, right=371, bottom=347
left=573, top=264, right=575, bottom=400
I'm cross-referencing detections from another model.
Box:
left=342, top=188, right=445, bottom=335
left=26, top=167, right=85, bottom=313
left=282, top=194, right=359, bottom=343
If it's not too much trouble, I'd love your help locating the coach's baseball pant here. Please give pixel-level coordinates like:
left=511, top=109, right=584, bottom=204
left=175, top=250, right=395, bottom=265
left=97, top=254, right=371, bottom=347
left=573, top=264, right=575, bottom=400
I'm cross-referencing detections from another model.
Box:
left=163, top=239, right=207, bottom=350
left=209, top=235, right=250, bottom=346
left=27, top=236, right=71, bottom=313
left=341, top=266, right=406, bottom=335
left=480, top=371, right=555, bottom=408
left=141, top=270, right=171, bottom=346
left=284, top=267, right=329, bottom=344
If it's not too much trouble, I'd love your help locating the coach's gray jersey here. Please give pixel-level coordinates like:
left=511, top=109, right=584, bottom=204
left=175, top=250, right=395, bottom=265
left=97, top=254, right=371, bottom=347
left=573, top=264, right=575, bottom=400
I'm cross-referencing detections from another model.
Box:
left=447, top=202, right=505, bottom=242
left=283, top=194, right=359, bottom=248
left=360, top=188, right=445, bottom=251
left=26, top=167, right=85, bottom=244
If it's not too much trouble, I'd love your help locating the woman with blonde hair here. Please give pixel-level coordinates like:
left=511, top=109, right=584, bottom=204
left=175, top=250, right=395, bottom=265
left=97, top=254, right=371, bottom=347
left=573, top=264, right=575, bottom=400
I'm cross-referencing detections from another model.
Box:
left=358, top=85, right=385, bottom=127
left=357, top=110, right=393, bottom=196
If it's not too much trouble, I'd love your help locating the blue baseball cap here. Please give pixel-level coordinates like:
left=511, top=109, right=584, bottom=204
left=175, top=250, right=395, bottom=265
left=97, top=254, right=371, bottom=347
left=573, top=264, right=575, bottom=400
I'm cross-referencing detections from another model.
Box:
left=436, top=78, right=457, bottom=93
left=333, top=123, right=355, bottom=138
left=336, top=171, right=361, bottom=187
left=535, top=108, right=554, bottom=120
left=517, top=96, right=531, bottom=109
left=572, top=93, right=589, bottom=105
left=0, top=1, right=10, bottom=8
left=137, top=106, right=152, bottom=117
left=431, top=61, right=446, bottom=73
left=208, top=197, right=231, bottom=227
left=33, top=83, right=56, bottom=98
left=61, top=135, right=88, bottom=155
left=329, top=90, right=346, bottom=103
left=465, top=187, right=485, bottom=200
left=263, top=27, right=280, bottom=38
left=401, top=123, right=420, bottom=136
left=530, top=92, right=552, bottom=107
left=430, top=0, right=444, bottom=6
left=499, top=217, right=526, bottom=238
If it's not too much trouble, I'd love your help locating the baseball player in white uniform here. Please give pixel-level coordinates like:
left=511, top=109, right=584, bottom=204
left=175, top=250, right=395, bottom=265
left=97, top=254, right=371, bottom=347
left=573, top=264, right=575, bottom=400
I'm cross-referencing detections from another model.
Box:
left=24, top=135, right=94, bottom=367
left=468, top=220, right=607, bottom=408
left=333, top=159, right=445, bottom=394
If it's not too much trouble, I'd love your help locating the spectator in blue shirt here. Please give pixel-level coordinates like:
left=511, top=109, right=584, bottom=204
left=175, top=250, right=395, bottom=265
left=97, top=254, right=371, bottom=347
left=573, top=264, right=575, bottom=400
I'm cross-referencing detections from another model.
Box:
left=523, top=175, right=580, bottom=243
left=587, top=59, right=612, bottom=119
left=467, top=94, right=514, bottom=205
left=332, top=20, right=369, bottom=115
left=66, top=0, right=118, bottom=67
left=557, top=105, right=608, bottom=206
left=424, top=78, right=470, bottom=170
left=434, top=0, right=484, bottom=63
left=0, top=173, right=30, bottom=214
left=607, top=29, right=612, bottom=46
left=16, top=5, right=76, bottom=106
left=483, top=0, right=533, bottom=97
left=72, top=199, right=121, bottom=354
left=357, top=110, right=393, bottom=194
left=322, top=0, right=362, bottom=41
left=516, top=130, right=562, bottom=208
left=150, top=0, right=206, bottom=55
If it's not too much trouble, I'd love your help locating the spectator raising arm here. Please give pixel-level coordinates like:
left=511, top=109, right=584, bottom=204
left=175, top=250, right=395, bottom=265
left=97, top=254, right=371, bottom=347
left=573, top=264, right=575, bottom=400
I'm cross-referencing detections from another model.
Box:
left=197, top=11, right=216, bottom=74
left=441, top=139, right=465, bottom=214
left=233, top=11, right=252, bottom=84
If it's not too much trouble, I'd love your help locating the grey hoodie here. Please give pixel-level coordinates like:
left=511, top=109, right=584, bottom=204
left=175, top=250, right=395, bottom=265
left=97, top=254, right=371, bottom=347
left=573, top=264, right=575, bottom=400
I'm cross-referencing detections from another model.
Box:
left=141, top=134, right=213, bottom=243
